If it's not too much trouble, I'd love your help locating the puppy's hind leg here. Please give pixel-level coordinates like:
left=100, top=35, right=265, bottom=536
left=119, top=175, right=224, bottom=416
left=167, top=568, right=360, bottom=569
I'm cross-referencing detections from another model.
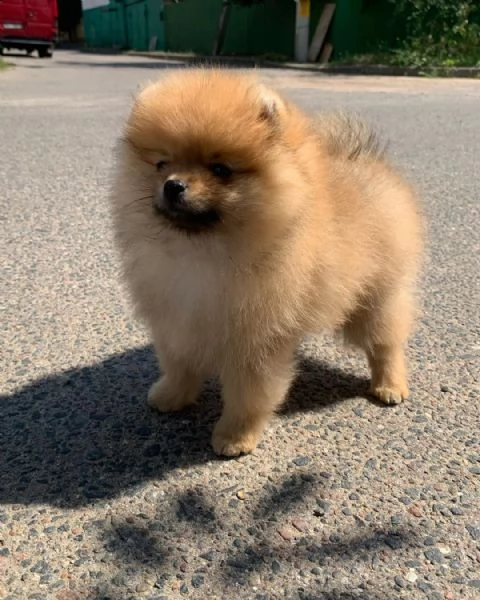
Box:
left=212, top=346, right=296, bottom=457
left=343, top=285, right=416, bottom=405
left=367, top=344, right=409, bottom=405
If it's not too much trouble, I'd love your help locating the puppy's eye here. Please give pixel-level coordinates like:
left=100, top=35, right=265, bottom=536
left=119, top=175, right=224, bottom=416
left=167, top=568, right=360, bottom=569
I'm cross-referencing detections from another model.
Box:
left=209, top=163, right=232, bottom=178
left=156, top=161, right=168, bottom=171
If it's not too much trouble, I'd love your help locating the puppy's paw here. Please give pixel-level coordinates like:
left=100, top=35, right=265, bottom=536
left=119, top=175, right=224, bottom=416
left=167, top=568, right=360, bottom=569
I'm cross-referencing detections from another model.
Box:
left=370, top=384, right=409, bottom=405
left=211, top=422, right=259, bottom=457
left=147, top=378, right=196, bottom=413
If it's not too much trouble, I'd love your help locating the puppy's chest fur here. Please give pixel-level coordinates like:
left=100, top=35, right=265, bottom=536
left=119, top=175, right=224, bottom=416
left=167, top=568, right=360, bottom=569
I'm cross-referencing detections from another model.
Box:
left=136, top=237, right=231, bottom=371
left=132, top=235, right=300, bottom=373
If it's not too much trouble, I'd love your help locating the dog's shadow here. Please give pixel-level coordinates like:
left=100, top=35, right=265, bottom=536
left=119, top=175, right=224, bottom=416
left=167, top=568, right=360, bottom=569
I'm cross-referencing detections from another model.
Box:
left=0, top=345, right=369, bottom=508
left=284, top=353, right=369, bottom=413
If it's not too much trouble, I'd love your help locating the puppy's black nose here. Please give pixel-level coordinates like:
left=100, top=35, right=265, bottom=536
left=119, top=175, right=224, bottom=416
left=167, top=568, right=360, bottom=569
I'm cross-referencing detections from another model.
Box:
left=164, top=179, right=188, bottom=205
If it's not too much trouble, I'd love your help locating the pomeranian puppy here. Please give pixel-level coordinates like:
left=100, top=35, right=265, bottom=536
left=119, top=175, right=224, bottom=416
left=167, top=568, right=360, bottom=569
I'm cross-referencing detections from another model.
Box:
left=110, top=69, right=423, bottom=457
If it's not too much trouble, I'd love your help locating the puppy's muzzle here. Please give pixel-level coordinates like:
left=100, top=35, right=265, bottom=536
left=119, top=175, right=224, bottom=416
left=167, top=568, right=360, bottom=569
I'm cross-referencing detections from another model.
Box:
left=163, top=178, right=188, bottom=210
left=154, top=179, right=221, bottom=233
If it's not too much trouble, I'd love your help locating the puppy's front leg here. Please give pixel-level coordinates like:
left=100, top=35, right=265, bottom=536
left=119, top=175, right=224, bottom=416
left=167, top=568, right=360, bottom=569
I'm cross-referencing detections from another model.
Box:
left=147, top=347, right=204, bottom=413
left=212, top=350, right=295, bottom=457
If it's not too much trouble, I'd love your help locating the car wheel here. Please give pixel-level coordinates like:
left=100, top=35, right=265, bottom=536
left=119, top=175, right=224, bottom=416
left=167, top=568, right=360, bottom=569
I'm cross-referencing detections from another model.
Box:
left=38, top=47, right=52, bottom=58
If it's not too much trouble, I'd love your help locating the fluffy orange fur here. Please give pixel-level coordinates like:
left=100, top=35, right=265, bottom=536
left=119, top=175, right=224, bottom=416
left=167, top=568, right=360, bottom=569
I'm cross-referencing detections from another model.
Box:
left=110, top=69, right=424, bottom=457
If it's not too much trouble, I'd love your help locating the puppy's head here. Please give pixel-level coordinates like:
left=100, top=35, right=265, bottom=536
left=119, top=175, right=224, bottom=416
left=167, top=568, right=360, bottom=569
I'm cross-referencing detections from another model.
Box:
left=120, top=69, right=305, bottom=238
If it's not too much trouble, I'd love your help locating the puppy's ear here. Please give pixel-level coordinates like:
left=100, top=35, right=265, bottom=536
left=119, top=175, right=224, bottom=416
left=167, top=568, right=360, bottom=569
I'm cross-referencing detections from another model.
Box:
left=255, top=84, right=284, bottom=128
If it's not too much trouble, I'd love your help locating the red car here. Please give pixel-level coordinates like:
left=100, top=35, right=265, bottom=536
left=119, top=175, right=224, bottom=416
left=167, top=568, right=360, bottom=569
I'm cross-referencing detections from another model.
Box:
left=0, top=0, right=58, bottom=57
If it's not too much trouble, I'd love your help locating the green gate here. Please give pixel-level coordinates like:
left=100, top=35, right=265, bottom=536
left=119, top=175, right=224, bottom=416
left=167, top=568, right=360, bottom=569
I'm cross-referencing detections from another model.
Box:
left=83, top=0, right=165, bottom=51
left=125, top=0, right=148, bottom=50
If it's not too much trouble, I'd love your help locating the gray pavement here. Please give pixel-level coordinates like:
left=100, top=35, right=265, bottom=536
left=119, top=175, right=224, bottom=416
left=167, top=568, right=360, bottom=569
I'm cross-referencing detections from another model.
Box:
left=1, top=50, right=479, bottom=600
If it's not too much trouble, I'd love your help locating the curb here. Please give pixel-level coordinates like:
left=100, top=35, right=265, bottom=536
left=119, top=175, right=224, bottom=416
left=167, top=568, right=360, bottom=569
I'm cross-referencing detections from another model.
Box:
left=126, top=51, right=480, bottom=78
left=126, top=51, right=259, bottom=68
left=264, top=62, right=480, bottom=78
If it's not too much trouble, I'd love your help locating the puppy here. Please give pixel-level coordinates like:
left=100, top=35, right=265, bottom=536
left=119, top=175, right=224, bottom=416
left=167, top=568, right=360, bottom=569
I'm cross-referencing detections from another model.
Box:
left=110, top=69, right=423, bottom=457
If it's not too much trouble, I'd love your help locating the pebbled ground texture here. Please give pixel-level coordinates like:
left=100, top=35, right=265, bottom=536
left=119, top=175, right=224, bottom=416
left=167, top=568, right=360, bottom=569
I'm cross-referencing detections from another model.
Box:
left=1, top=51, right=479, bottom=600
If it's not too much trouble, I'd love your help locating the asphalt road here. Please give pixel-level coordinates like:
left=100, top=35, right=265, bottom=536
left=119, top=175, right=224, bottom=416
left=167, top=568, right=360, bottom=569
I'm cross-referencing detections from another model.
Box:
left=1, top=50, right=479, bottom=600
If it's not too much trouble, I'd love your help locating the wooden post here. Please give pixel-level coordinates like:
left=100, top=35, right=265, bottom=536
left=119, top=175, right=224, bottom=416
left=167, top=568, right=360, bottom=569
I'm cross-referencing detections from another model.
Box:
left=308, top=3, right=336, bottom=63
left=294, top=0, right=310, bottom=63
left=213, top=1, right=231, bottom=56
left=319, top=42, right=333, bottom=63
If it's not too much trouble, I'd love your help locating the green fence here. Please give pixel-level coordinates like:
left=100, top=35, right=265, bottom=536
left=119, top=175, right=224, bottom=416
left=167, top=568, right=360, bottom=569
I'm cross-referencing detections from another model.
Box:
left=163, top=0, right=294, bottom=57
left=162, top=0, right=403, bottom=59
left=83, top=0, right=165, bottom=51
left=324, top=0, right=405, bottom=58
left=82, top=0, right=406, bottom=59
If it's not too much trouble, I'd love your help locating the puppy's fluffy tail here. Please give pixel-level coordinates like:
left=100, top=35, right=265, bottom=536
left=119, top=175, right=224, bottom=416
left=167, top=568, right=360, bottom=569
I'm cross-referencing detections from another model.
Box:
left=315, top=112, right=387, bottom=161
